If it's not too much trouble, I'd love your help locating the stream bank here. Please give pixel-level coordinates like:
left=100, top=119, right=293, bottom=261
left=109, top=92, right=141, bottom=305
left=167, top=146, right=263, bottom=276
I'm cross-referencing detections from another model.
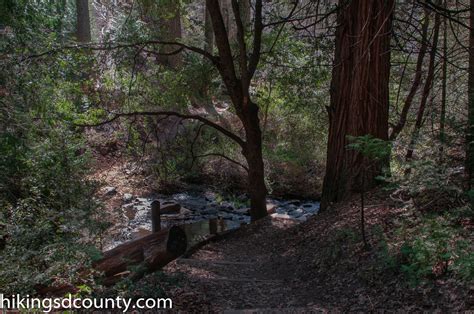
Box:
left=106, top=188, right=320, bottom=250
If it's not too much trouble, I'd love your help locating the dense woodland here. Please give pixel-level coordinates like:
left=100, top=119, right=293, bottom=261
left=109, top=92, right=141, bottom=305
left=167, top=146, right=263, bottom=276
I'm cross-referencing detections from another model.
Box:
left=0, top=0, right=473, bottom=311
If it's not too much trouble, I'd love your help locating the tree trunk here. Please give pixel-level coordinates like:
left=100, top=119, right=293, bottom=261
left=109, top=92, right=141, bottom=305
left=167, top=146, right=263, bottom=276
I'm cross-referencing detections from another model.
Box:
left=439, top=2, right=447, bottom=160
left=206, top=0, right=268, bottom=220
left=159, top=3, right=183, bottom=69
left=204, top=2, right=214, bottom=54
left=321, top=0, right=394, bottom=210
left=467, top=0, right=474, bottom=190
left=240, top=0, right=251, bottom=31
left=406, top=5, right=441, bottom=161
left=75, top=0, right=91, bottom=43
left=243, top=102, right=268, bottom=221
left=219, top=0, right=236, bottom=41
left=390, top=9, right=430, bottom=140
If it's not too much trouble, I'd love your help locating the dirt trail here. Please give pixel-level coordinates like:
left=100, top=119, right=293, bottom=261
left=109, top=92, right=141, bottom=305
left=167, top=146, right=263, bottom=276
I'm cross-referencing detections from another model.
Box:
left=163, top=218, right=324, bottom=311
left=160, top=193, right=471, bottom=312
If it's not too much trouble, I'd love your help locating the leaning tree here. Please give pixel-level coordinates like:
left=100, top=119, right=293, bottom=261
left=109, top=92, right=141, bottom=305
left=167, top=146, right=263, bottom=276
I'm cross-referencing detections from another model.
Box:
left=68, top=0, right=303, bottom=221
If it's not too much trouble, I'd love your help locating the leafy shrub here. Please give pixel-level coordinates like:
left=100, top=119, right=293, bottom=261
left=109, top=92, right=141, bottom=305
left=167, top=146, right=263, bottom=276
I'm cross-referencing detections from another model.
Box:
left=392, top=208, right=473, bottom=286
left=0, top=129, right=106, bottom=294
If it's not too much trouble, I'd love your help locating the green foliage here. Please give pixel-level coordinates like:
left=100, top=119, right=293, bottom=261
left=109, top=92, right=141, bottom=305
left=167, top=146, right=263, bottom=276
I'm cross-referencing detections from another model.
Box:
left=0, top=7, right=107, bottom=294
left=0, top=128, right=106, bottom=294
left=347, top=135, right=392, bottom=162
left=374, top=207, right=474, bottom=286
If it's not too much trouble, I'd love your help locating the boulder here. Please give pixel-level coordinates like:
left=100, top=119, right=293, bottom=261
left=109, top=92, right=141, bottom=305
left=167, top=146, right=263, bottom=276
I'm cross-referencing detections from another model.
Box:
left=296, top=216, right=307, bottom=222
left=266, top=204, right=277, bottom=214
left=285, top=200, right=301, bottom=206
left=180, top=207, right=192, bottom=215
left=122, top=193, right=133, bottom=203
left=271, top=213, right=292, bottom=219
left=201, top=208, right=218, bottom=215
left=234, top=208, right=250, bottom=215
left=103, top=186, right=117, bottom=196
left=302, top=203, right=320, bottom=213
left=288, top=210, right=303, bottom=218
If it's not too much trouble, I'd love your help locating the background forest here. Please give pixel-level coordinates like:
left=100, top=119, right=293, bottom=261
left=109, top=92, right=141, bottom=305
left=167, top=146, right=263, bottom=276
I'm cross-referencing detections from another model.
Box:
left=0, top=0, right=473, bottom=311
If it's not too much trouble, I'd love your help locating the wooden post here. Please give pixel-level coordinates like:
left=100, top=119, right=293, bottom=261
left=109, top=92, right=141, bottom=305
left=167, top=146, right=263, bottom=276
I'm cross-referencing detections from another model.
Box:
left=151, top=200, right=161, bottom=232
left=209, top=218, right=218, bottom=234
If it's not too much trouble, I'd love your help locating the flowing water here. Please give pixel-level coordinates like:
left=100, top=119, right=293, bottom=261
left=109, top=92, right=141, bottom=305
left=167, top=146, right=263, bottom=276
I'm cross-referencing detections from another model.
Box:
left=108, top=189, right=320, bottom=250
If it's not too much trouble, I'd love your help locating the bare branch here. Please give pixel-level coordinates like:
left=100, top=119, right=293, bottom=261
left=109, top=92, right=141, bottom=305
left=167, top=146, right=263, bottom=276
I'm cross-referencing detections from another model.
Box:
left=195, top=153, right=249, bottom=172
left=248, top=0, right=263, bottom=80
left=18, top=40, right=217, bottom=64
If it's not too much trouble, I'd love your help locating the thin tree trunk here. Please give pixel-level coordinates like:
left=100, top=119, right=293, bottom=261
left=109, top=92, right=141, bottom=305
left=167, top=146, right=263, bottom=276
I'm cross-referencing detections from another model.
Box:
left=240, top=0, right=251, bottom=31
left=390, top=9, right=430, bottom=140
left=56, top=0, right=67, bottom=42
left=159, top=3, right=183, bottom=69
left=321, top=0, right=394, bottom=210
left=204, top=2, right=214, bottom=54
left=75, top=0, right=91, bottom=43
left=467, top=0, right=474, bottom=190
left=406, top=5, right=441, bottom=161
left=220, top=0, right=236, bottom=42
left=439, top=2, right=448, bottom=160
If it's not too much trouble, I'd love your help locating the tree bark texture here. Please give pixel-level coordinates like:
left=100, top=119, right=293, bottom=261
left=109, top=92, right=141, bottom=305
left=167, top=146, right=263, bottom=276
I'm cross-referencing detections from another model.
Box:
left=321, top=0, right=394, bottom=210
left=467, top=0, right=474, bottom=189
left=76, top=0, right=91, bottom=42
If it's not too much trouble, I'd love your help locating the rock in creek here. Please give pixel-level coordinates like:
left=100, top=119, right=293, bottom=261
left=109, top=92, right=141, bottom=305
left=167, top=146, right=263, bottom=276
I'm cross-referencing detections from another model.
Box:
left=103, top=186, right=117, bottom=196
left=122, top=193, right=133, bottom=203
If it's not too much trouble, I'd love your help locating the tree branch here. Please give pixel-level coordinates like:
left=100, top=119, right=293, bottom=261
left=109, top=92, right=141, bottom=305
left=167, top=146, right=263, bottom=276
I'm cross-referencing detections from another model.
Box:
left=232, top=0, right=250, bottom=91
left=195, top=153, right=249, bottom=172
left=76, top=110, right=245, bottom=148
left=206, top=0, right=240, bottom=97
left=19, top=40, right=217, bottom=64
left=248, top=0, right=263, bottom=80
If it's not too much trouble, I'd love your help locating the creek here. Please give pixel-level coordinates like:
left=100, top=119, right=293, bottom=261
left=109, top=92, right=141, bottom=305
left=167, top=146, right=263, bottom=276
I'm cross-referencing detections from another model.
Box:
left=108, top=188, right=320, bottom=250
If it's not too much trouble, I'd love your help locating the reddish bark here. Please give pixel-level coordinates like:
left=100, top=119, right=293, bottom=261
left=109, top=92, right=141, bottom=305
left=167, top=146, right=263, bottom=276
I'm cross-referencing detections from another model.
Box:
left=321, top=0, right=394, bottom=210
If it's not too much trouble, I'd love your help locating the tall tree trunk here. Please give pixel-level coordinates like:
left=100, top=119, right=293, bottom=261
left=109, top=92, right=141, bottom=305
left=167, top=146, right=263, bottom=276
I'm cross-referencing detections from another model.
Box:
left=240, top=0, right=251, bottom=31
left=406, top=5, right=441, bottom=161
left=56, top=0, right=67, bottom=42
left=159, top=3, right=183, bottom=69
left=204, top=2, right=214, bottom=54
left=439, top=2, right=448, bottom=160
left=75, top=0, right=91, bottom=43
left=220, top=0, right=236, bottom=42
left=390, top=9, right=430, bottom=140
left=321, top=0, right=394, bottom=211
left=206, top=0, right=268, bottom=220
left=467, top=0, right=474, bottom=190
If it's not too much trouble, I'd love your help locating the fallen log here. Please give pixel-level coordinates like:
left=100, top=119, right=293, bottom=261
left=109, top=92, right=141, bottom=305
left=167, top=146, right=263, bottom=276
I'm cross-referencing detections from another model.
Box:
left=94, top=226, right=187, bottom=283
left=37, top=226, right=187, bottom=295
